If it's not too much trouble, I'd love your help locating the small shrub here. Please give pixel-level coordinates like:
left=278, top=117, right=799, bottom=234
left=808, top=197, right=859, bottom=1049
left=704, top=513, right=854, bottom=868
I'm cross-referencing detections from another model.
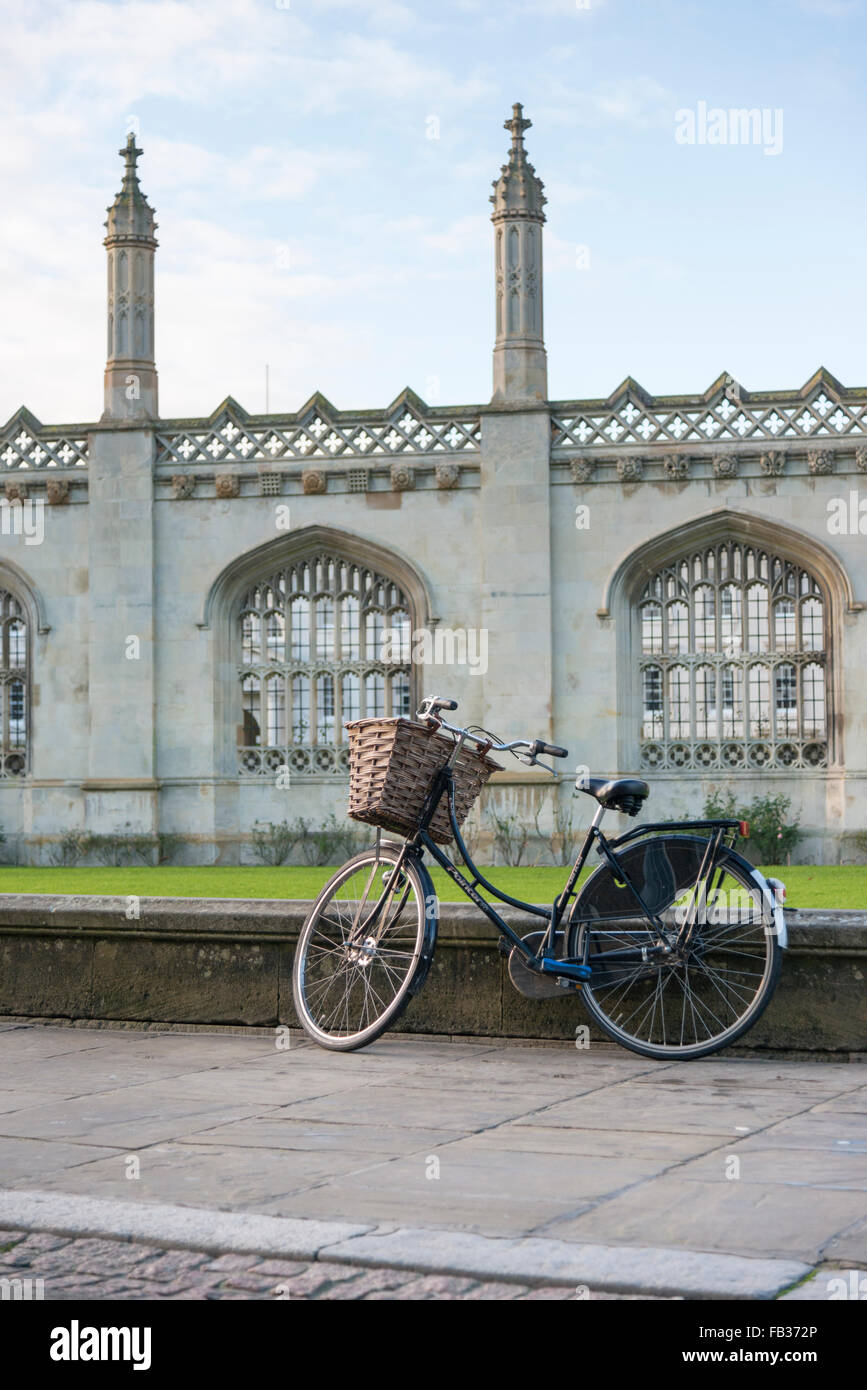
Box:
left=535, top=801, right=582, bottom=867
left=49, top=831, right=87, bottom=867
left=250, top=820, right=300, bottom=867
left=129, top=834, right=160, bottom=866
left=488, top=810, right=530, bottom=867
left=157, top=832, right=185, bottom=865
left=703, top=788, right=802, bottom=864
left=81, top=833, right=138, bottom=867
left=296, top=814, right=358, bottom=866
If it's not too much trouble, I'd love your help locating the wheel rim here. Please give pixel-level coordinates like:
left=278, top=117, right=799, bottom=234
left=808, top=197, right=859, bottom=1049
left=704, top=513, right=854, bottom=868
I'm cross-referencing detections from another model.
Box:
left=577, top=858, right=777, bottom=1055
left=296, top=854, right=426, bottom=1043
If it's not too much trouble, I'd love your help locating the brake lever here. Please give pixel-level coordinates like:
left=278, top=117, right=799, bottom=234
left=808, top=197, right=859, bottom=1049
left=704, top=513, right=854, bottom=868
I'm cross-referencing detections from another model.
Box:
left=516, top=753, right=558, bottom=776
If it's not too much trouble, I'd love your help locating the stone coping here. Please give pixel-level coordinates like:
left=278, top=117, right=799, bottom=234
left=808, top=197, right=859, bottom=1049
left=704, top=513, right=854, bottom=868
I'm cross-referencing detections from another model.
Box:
left=0, top=895, right=863, bottom=949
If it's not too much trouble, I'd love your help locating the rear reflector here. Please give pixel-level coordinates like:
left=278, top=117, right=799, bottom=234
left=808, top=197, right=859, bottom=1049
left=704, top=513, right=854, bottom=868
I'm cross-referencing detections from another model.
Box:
left=739, top=820, right=750, bottom=838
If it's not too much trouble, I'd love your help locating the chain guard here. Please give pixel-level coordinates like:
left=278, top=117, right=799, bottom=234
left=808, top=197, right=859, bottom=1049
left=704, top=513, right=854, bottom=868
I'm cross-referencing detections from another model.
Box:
left=508, top=931, right=575, bottom=999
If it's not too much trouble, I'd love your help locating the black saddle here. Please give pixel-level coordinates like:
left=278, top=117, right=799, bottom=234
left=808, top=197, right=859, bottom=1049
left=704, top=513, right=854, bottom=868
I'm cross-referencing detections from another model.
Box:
left=578, top=776, right=650, bottom=817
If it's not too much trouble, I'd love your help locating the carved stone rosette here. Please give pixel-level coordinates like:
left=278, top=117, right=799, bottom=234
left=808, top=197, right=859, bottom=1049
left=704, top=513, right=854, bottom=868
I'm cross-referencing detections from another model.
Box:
left=171, top=474, right=195, bottom=499
left=302, top=469, right=327, bottom=495
left=4, top=479, right=28, bottom=502
left=616, top=457, right=643, bottom=483
left=46, top=479, right=69, bottom=505
left=760, top=450, right=787, bottom=476
left=390, top=463, right=415, bottom=491
left=215, top=473, right=240, bottom=499
left=663, top=453, right=690, bottom=480
left=435, top=462, right=460, bottom=489
left=855, top=446, right=867, bottom=474
left=712, top=454, right=739, bottom=479
left=807, top=449, right=833, bottom=476
left=570, top=458, right=595, bottom=484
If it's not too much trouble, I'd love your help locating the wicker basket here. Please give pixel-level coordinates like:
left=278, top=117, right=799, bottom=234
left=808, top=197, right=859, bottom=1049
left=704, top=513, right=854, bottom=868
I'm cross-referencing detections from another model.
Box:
left=346, top=716, right=502, bottom=845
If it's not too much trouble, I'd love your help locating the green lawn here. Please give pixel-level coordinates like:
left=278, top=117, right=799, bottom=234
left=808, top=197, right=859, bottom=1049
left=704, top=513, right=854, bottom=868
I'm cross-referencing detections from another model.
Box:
left=0, top=863, right=864, bottom=908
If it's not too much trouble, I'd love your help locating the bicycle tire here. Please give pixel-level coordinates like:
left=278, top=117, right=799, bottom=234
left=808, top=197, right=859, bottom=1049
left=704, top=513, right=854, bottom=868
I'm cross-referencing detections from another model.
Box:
left=567, top=836, right=783, bottom=1060
left=292, top=844, right=437, bottom=1051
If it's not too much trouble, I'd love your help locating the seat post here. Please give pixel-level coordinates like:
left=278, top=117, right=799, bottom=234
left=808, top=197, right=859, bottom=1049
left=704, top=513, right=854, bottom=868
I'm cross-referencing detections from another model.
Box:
left=591, top=803, right=606, bottom=832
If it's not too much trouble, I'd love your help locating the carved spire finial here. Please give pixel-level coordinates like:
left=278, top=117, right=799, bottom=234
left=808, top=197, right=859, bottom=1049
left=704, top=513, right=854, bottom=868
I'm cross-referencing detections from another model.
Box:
left=490, top=102, right=546, bottom=223
left=119, top=131, right=144, bottom=188
left=505, top=102, right=532, bottom=150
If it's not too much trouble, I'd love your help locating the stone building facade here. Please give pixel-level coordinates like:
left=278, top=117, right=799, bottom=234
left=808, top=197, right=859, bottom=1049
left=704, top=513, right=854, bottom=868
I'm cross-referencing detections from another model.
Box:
left=0, top=108, right=864, bottom=864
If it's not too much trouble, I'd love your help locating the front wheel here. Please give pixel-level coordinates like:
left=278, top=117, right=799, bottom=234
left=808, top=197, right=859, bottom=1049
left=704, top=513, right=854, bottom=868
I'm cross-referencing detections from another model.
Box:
left=292, top=844, right=437, bottom=1051
left=567, top=837, right=783, bottom=1060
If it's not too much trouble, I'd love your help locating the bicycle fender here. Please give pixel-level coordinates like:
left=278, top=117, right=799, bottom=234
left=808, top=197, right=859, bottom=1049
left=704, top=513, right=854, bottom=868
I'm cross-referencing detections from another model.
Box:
left=750, top=866, right=788, bottom=948
left=712, top=842, right=788, bottom=949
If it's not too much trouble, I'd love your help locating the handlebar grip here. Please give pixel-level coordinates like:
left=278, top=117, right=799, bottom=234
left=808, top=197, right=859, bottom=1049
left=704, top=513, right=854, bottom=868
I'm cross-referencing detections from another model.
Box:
left=531, top=740, right=569, bottom=759
left=433, top=698, right=458, bottom=711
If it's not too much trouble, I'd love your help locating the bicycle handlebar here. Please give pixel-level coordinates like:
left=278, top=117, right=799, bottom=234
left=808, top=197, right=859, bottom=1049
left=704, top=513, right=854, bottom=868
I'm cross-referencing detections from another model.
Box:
left=415, top=697, right=569, bottom=764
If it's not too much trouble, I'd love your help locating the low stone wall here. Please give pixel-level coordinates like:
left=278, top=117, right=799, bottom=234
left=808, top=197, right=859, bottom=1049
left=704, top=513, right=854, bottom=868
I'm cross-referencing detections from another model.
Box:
left=0, top=896, right=864, bottom=1052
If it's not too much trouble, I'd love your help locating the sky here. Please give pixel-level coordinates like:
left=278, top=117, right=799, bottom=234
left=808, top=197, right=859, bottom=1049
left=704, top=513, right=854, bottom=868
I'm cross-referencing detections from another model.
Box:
left=1, top=0, right=865, bottom=424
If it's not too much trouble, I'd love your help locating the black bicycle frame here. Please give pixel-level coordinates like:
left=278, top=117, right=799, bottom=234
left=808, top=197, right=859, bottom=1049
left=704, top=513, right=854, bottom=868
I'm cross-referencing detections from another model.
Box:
left=380, top=761, right=743, bottom=977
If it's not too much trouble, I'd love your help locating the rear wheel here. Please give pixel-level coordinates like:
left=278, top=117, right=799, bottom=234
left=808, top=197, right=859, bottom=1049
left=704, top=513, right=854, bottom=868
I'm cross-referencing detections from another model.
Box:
left=292, top=845, right=436, bottom=1051
left=567, top=837, right=782, bottom=1060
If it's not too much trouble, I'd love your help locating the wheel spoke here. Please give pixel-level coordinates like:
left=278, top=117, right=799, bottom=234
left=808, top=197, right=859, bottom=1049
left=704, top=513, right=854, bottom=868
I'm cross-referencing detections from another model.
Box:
left=294, top=851, right=427, bottom=1046
left=576, top=850, right=778, bottom=1057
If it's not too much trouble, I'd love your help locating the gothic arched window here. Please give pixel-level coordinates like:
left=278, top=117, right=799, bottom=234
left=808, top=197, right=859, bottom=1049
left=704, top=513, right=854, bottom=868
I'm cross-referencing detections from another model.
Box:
left=638, top=543, right=828, bottom=772
left=236, top=551, right=413, bottom=776
left=0, top=587, right=28, bottom=776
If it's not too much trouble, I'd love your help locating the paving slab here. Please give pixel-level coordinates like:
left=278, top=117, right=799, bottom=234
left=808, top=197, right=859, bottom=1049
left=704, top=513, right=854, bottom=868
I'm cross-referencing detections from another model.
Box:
left=546, top=1174, right=867, bottom=1261
left=0, top=1136, right=125, bottom=1183
left=18, top=1140, right=389, bottom=1207
left=514, top=1081, right=840, bottom=1137
left=453, top=1121, right=723, bottom=1163
left=181, top=1115, right=466, bottom=1156
left=0, top=1088, right=268, bottom=1147
left=17, top=1139, right=391, bottom=1217
left=670, top=1145, right=867, bottom=1190
left=271, top=1082, right=576, bottom=1131
left=746, top=1112, right=867, bottom=1151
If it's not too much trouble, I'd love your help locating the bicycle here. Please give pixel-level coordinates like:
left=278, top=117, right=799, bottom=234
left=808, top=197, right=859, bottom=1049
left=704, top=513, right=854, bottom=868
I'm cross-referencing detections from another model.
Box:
left=292, top=696, right=787, bottom=1060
